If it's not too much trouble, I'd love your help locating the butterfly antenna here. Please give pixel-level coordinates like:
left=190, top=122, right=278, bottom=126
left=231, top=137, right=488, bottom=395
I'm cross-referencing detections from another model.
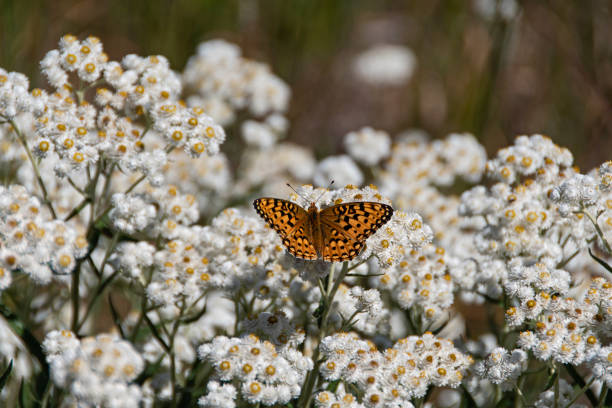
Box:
left=314, top=180, right=334, bottom=205
left=286, top=183, right=309, bottom=202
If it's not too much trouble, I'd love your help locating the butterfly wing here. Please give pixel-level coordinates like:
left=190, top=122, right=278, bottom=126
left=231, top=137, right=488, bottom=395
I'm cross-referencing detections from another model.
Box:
left=253, top=198, right=317, bottom=260
left=319, top=202, right=394, bottom=262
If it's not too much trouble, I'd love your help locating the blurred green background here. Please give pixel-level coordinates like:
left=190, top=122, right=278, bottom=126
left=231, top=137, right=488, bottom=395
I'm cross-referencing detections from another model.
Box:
left=1, top=0, right=611, bottom=170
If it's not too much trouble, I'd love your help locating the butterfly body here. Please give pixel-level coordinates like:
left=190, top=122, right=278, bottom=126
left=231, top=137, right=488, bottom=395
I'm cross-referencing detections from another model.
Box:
left=253, top=197, right=393, bottom=262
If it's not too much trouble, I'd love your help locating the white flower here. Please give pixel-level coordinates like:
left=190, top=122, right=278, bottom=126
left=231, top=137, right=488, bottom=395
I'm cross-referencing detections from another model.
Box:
left=344, top=127, right=391, bottom=166
left=0, top=185, right=87, bottom=285
left=241, top=120, right=277, bottom=149
left=320, top=332, right=472, bottom=403
left=314, top=155, right=363, bottom=187
left=109, top=193, right=157, bottom=234
left=198, top=335, right=312, bottom=405
left=43, top=331, right=145, bottom=407
left=0, top=69, right=32, bottom=120
left=198, top=382, right=237, bottom=408
left=183, top=39, right=290, bottom=118
left=474, top=347, right=527, bottom=390
left=353, top=44, right=416, bottom=86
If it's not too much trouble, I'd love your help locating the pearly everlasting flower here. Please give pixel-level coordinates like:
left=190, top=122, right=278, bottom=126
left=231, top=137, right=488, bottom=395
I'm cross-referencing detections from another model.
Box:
left=375, top=243, right=454, bottom=322
left=549, top=173, right=599, bottom=216
left=242, top=120, right=278, bottom=149
left=353, top=44, right=416, bottom=86
left=198, top=207, right=283, bottom=291
left=432, top=133, right=488, bottom=184
left=183, top=39, right=290, bottom=118
left=111, top=241, right=156, bottom=281
left=144, top=235, right=216, bottom=308
left=588, top=345, right=612, bottom=388
left=320, top=332, right=472, bottom=405
left=238, top=143, right=316, bottom=194
left=30, top=35, right=227, bottom=188
left=0, top=185, right=87, bottom=285
left=344, top=127, right=391, bottom=166
left=485, top=134, right=573, bottom=184
left=361, top=209, right=433, bottom=267
left=40, top=35, right=108, bottom=88
left=109, top=193, right=157, bottom=234
left=198, top=382, right=237, bottom=408
left=0, top=69, right=33, bottom=120
left=314, top=384, right=367, bottom=408
left=43, top=331, right=145, bottom=407
left=600, top=161, right=612, bottom=191
left=198, top=335, right=312, bottom=406
left=151, top=104, right=226, bottom=157
left=514, top=293, right=599, bottom=365
left=330, top=286, right=388, bottom=336
left=474, top=347, right=527, bottom=390
left=314, top=155, right=364, bottom=188
left=162, top=150, right=232, bottom=215
left=239, top=311, right=305, bottom=348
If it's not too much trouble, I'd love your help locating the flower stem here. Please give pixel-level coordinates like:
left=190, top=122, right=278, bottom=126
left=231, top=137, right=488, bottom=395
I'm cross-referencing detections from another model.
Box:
left=581, top=209, right=612, bottom=254
left=298, top=261, right=349, bottom=408
left=10, top=119, right=57, bottom=218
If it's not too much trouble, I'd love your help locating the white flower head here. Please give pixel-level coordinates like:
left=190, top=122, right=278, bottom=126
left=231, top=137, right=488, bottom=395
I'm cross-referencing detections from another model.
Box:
left=314, top=155, right=363, bottom=188
left=344, top=127, right=391, bottom=166
left=353, top=44, right=416, bottom=86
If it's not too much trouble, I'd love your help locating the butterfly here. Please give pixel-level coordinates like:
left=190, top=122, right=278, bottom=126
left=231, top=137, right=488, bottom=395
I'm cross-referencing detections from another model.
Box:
left=253, top=197, right=394, bottom=262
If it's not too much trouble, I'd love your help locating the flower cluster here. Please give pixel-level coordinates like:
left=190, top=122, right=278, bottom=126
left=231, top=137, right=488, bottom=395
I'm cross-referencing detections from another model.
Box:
left=0, top=185, right=87, bottom=286
left=43, top=330, right=144, bottom=407
left=330, top=285, right=388, bottom=335
left=318, top=332, right=472, bottom=406
left=374, top=243, right=455, bottom=324
left=455, top=135, right=592, bottom=297
left=474, top=347, right=527, bottom=390
left=198, top=334, right=312, bottom=406
left=183, top=39, right=290, bottom=120
left=379, top=132, right=486, bottom=250
left=0, top=69, right=35, bottom=120
left=344, top=127, right=391, bottom=166
left=3, top=32, right=612, bottom=408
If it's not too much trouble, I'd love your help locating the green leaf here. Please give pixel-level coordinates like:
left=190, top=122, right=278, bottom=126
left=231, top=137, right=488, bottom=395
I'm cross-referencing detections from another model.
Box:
left=0, top=360, right=13, bottom=391
left=543, top=368, right=558, bottom=391
left=326, top=379, right=340, bottom=392
left=460, top=384, right=477, bottom=408
left=18, top=379, right=26, bottom=408
left=108, top=295, right=125, bottom=339
left=494, top=394, right=514, bottom=408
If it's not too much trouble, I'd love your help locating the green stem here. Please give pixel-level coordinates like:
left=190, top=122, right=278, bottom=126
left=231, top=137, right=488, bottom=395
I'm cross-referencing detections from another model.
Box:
left=597, top=383, right=608, bottom=408
left=554, top=363, right=559, bottom=408
left=70, top=261, right=81, bottom=333
left=64, top=197, right=91, bottom=222
left=66, top=176, right=86, bottom=195
left=563, top=376, right=596, bottom=408
left=75, top=269, right=120, bottom=332
left=9, top=119, right=56, bottom=218
left=564, top=363, right=599, bottom=406
left=581, top=209, right=612, bottom=254
left=298, top=262, right=349, bottom=408
left=93, top=173, right=146, bottom=225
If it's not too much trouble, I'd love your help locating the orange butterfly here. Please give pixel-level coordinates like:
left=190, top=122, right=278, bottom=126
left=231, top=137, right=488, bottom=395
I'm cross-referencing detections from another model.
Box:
left=253, top=198, right=393, bottom=262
